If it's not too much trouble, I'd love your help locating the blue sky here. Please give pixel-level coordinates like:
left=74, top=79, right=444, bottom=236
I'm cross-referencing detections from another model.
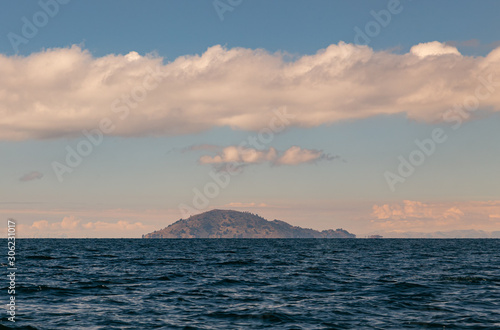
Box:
left=1, top=0, right=500, bottom=237
left=2, top=0, right=500, bottom=57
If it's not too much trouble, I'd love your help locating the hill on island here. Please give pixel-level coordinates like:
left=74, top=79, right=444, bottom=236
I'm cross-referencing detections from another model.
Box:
left=143, top=209, right=355, bottom=238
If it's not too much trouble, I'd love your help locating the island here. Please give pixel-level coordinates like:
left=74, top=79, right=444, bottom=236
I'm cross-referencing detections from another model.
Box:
left=143, top=209, right=356, bottom=238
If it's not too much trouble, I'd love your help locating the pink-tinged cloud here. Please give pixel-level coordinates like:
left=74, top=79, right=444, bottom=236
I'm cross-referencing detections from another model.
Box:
left=199, top=146, right=277, bottom=164
left=372, top=200, right=466, bottom=221
left=198, top=146, right=334, bottom=166
left=19, top=171, right=43, bottom=182
left=2, top=42, right=500, bottom=140
left=274, top=146, right=335, bottom=165
left=13, top=215, right=154, bottom=238
left=410, top=41, right=461, bottom=58
left=371, top=200, right=500, bottom=232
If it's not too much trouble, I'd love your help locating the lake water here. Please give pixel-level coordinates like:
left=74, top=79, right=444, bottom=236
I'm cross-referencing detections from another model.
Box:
left=3, top=239, right=499, bottom=329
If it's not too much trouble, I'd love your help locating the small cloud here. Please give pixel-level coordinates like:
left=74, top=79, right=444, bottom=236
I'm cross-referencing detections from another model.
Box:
left=32, top=220, right=49, bottom=230
left=410, top=41, right=461, bottom=58
left=199, top=146, right=277, bottom=164
left=19, top=171, right=44, bottom=182
left=372, top=200, right=438, bottom=220
left=197, top=145, right=337, bottom=168
left=274, top=146, right=337, bottom=165
left=369, top=200, right=500, bottom=232
left=443, top=207, right=464, bottom=220
left=16, top=216, right=152, bottom=238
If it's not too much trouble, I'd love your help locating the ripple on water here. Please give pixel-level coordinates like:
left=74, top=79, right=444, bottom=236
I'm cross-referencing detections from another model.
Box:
left=6, top=238, right=500, bottom=329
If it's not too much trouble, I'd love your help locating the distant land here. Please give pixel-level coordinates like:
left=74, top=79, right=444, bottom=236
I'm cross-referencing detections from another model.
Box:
left=143, top=209, right=356, bottom=238
left=369, top=230, right=500, bottom=239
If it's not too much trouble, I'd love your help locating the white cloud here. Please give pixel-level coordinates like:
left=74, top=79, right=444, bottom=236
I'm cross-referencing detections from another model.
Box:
left=371, top=200, right=500, bottom=232
left=410, top=41, right=461, bottom=58
left=198, top=145, right=334, bottom=166
left=275, top=146, right=334, bottom=165
left=1, top=42, right=500, bottom=140
left=372, top=200, right=433, bottom=220
left=14, top=215, right=153, bottom=238
left=199, top=146, right=277, bottom=164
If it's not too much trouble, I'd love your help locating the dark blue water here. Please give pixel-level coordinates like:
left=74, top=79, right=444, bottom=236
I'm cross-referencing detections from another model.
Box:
left=2, top=239, right=499, bottom=329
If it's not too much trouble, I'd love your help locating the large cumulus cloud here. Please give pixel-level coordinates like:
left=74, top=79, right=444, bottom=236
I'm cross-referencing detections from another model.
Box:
left=1, top=41, right=500, bottom=140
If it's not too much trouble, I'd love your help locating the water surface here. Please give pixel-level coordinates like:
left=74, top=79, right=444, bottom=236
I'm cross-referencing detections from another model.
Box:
left=3, top=239, right=499, bottom=329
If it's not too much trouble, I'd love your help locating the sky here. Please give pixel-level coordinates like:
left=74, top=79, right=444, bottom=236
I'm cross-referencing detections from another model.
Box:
left=1, top=0, right=500, bottom=238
